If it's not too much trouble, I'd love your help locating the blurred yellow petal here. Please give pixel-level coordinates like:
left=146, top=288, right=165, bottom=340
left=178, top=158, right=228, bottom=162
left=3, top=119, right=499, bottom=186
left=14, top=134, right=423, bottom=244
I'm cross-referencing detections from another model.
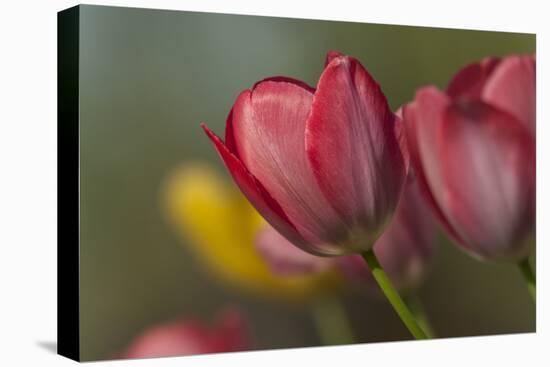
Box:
left=163, top=162, right=341, bottom=301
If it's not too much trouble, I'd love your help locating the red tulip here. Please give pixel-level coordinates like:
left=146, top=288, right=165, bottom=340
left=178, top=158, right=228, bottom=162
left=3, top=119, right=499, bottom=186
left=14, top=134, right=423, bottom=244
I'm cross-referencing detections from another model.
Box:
left=403, top=55, right=535, bottom=262
left=337, top=175, right=437, bottom=291
left=202, top=51, right=407, bottom=256
left=121, top=309, right=250, bottom=359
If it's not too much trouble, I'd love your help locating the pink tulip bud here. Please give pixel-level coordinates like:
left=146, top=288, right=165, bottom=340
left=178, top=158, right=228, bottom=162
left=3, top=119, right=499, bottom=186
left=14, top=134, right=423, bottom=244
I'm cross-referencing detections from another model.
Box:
left=120, top=309, right=250, bottom=359
left=202, top=51, right=408, bottom=256
left=403, top=55, right=535, bottom=262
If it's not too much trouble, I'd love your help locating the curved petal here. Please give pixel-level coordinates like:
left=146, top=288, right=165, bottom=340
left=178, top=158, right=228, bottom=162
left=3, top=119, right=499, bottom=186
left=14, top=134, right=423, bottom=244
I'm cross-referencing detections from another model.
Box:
left=252, top=76, right=315, bottom=93
left=482, top=55, right=536, bottom=135
left=439, top=100, right=535, bottom=261
left=305, top=55, right=407, bottom=244
left=446, top=57, right=501, bottom=99
left=229, top=80, right=346, bottom=254
left=394, top=109, right=410, bottom=174
left=255, top=226, right=333, bottom=276
left=224, top=108, right=238, bottom=156
left=227, top=77, right=316, bottom=155
left=402, top=97, right=466, bottom=248
left=201, top=123, right=304, bottom=246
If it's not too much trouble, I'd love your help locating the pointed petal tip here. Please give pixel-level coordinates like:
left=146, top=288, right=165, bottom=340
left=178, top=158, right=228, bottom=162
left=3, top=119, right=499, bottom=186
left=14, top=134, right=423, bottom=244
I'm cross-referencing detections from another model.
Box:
left=201, top=122, right=220, bottom=143
left=324, top=53, right=354, bottom=69
left=200, top=121, right=210, bottom=133
left=307, top=50, right=405, bottom=229
left=324, top=50, right=344, bottom=67
left=201, top=120, right=303, bottom=249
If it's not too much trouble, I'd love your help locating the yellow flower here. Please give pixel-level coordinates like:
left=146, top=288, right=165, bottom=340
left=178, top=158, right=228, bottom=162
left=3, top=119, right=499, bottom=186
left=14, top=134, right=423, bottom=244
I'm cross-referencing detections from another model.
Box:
left=163, top=162, right=341, bottom=302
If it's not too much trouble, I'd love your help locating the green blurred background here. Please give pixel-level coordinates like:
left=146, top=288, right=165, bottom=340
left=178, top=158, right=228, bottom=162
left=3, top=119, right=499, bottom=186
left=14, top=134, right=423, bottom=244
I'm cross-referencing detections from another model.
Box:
left=78, top=5, right=535, bottom=361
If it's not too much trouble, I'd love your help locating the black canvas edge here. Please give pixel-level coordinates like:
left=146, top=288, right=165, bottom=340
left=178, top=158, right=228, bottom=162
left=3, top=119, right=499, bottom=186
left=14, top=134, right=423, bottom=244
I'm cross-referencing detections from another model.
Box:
left=57, top=5, right=81, bottom=362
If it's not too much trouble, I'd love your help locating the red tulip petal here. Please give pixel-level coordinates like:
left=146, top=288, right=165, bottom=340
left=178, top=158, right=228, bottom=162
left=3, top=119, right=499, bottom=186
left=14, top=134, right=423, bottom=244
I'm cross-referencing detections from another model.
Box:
left=224, top=108, right=238, bottom=156
left=325, top=50, right=344, bottom=67
left=201, top=123, right=303, bottom=246
left=482, top=55, right=536, bottom=135
left=439, top=100, right=535, bottom=260
left=226, top=81, right=345, bottom=254
left=394, top=112, right=410, bottom=174
left=306, top=55, right=406, bottom=237
left=446, top=57, right=501, bottom=99
left=227, top=75, right=316, bottom=156
left=252, top=76, right=315, bottom=93
left=403, top=89, right=469, bottom=249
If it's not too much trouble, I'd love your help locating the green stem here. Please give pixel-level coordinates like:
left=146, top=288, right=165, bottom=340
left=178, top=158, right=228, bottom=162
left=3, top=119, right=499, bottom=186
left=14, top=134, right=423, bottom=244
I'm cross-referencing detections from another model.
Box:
left=311, top=297, right=355, bottom=345
left=404, top=295, right=435, bottom=338
left=361, top=249, right=429, bottom=340
left=518, top=257, right=536, bottom=302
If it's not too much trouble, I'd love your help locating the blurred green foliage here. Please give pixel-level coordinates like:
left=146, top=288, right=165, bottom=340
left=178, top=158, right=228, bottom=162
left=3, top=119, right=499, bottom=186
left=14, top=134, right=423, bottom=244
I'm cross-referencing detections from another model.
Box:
left=78, top=5, right=535, bottom=361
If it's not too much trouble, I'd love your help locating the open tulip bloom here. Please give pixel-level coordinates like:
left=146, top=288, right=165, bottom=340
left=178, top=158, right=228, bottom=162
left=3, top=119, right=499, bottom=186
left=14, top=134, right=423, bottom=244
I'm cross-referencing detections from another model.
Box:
left=202, top=52, right=407, bottom=257
left=403, top=55, right=536, bottom=301
left=202, top=51, right=430, bottom=339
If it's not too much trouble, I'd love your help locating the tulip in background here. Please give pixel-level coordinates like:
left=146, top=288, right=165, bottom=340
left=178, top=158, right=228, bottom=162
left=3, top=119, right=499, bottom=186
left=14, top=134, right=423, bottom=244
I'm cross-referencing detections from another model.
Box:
left=120, top=309, right=250, bottom=359
left=403, top=55, right=536, bottom=299
left=255, top=226, right=334, bottom=276
left=202, top=51, right=430, bottom=339
left=446, top=55, right=535, bottom=136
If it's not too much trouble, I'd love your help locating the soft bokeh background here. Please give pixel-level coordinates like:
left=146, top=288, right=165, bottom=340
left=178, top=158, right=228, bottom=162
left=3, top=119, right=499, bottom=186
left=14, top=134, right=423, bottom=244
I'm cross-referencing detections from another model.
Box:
left=78, top=5, right=535, bottom=361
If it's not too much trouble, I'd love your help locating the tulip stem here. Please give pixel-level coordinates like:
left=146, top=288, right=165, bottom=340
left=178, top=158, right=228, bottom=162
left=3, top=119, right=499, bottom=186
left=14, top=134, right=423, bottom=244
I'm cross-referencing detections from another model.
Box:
left=361, top=249, right=429, bottom=340
left=403, top=295, right=435, bottom=338
left=518, top=257, right=536, bottom=302
left=311, top=297, right=355, bottom=345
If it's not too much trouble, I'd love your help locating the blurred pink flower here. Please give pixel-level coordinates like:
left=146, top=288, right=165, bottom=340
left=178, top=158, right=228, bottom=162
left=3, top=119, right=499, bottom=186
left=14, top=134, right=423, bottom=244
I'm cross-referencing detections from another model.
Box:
left=403, top=55, right=535, bottom=261
left=202, top=51, right=407, bottom=256
left=256, top=175, right=436, bottom=291
left=120, top=309, right=250, bottom=359
left=255, top=226, right=333, bottom=275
